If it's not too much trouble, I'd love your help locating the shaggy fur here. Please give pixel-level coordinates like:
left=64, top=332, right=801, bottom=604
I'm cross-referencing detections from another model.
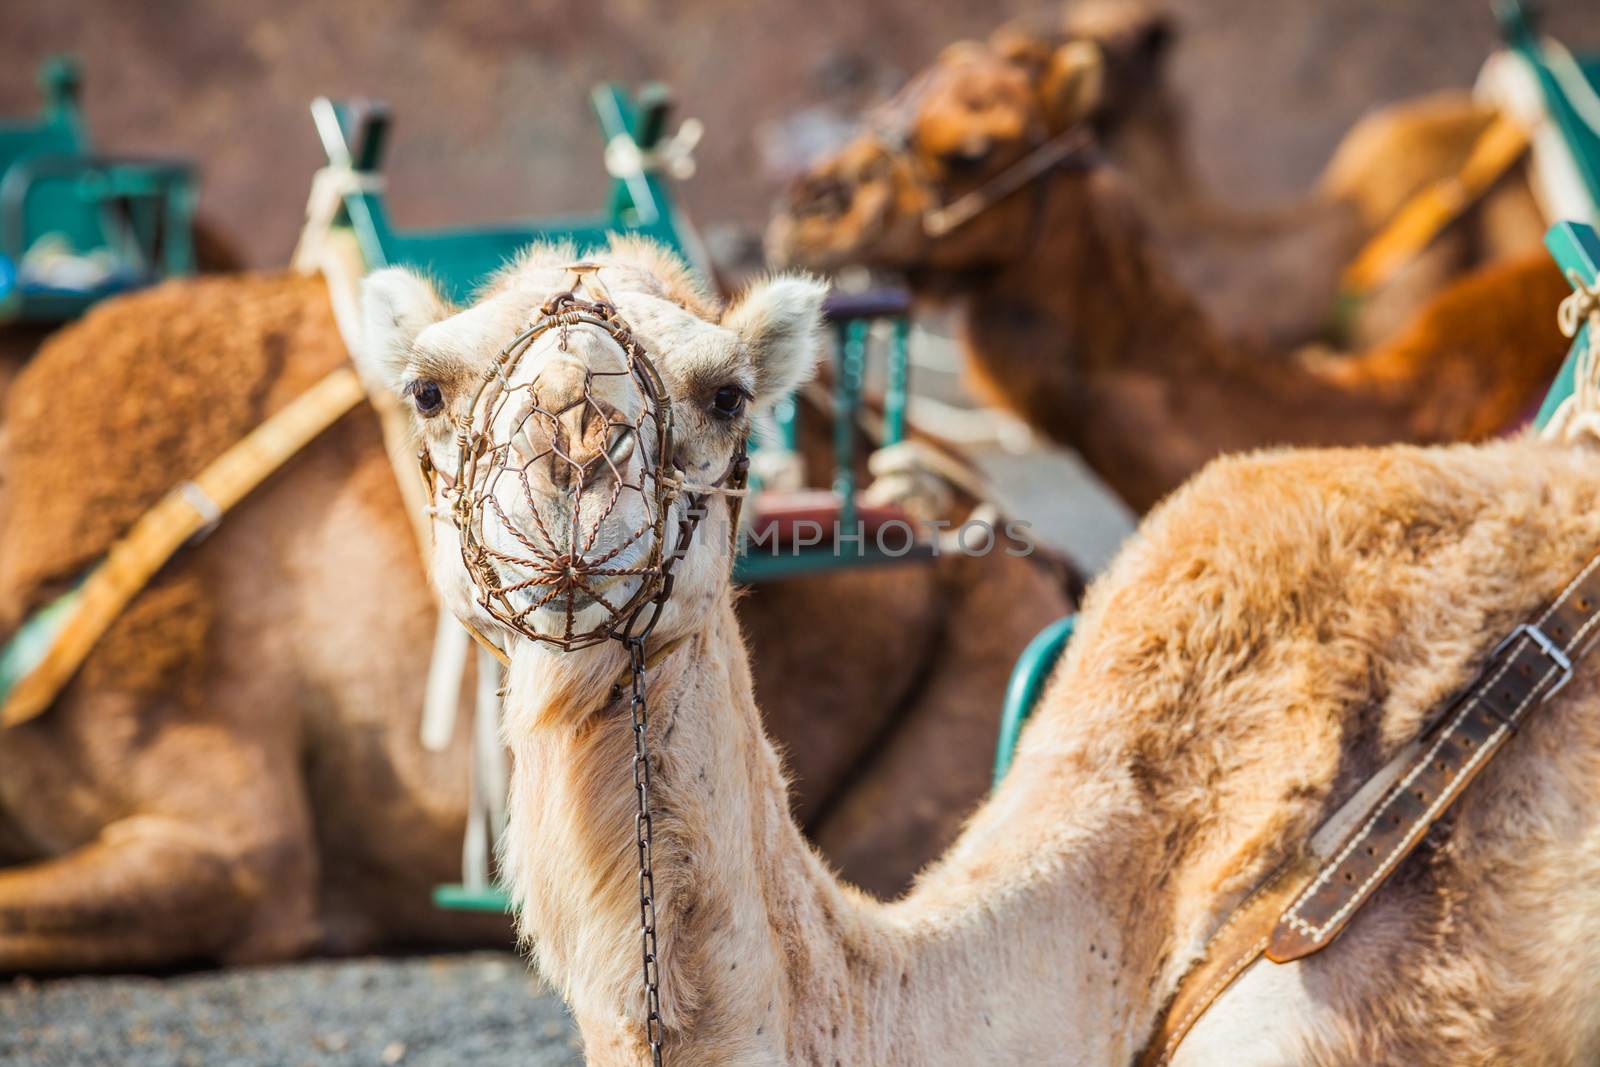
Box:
left=767, top=16, right=1561, bottom=514
left=0, top=257, right=1066, bottom=971
left=0, top=273, right=344, bottom=624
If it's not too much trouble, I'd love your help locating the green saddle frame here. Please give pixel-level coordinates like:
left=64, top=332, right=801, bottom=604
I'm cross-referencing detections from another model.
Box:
left=309, top=89, right=921, bottom=586
left=1496, top=0, right=1600, bottom=221
left=0, top=56, right=197, bottom=324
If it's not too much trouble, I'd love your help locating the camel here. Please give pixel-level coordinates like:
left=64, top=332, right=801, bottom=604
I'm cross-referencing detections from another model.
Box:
left=0, top=263, right=1067, bottom=973
left=775, top=1, right=1547, bottom=352
left=360, top=238, right=1600, bottom=1065
left=769, top=39, right=1572, bottom=513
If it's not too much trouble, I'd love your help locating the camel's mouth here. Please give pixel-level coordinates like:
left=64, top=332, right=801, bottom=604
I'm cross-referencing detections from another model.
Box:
left=451, top=282, right=679, bottom=651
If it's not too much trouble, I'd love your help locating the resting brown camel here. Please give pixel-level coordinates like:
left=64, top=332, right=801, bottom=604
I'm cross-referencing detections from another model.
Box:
left=769, top=40, right=1571, bottom=512
left=0, top=264, right=1067, bottom=971
left=775, top=2, right=1547, bottom=352
left=362, top=237, right=1600, bottom=1065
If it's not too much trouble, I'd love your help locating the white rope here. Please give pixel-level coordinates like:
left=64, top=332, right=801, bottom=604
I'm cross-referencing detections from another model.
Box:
left=1540, top=269, right=1600, bottom=444
left=748, top=447, right=806, bottom=495
left=420, top=614, right=471, bottom=752
left=666, top=471, right=751, bottom=497
left=290, top=165, right=385, bottom=275
left=177, top=480, right=223, bottom=542
left=603, top=119, right=704, bottom=182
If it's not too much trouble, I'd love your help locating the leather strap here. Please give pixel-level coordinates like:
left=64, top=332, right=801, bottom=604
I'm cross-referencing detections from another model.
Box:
left=1139, top=547, right=1600, bottom=1065
left=1136, top=856, right=1319, bottom=1067
left=1270, top=549, right=1600, bottom=960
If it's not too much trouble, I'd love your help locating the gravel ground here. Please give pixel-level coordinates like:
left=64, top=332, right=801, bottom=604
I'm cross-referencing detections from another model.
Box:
left=0, top=954, right=580, bottom=1067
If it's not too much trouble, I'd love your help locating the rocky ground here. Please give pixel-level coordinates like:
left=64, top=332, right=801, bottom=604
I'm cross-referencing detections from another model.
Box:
left=0, top=953, right=580, bottom=1067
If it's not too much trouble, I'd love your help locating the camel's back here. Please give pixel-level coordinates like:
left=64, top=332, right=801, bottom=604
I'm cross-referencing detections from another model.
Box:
left=0, top=272, right=347, bottom=629
left=1060, top=438, right=1600, bottom=788
left=1050, top=439, right=1600, bottom=1061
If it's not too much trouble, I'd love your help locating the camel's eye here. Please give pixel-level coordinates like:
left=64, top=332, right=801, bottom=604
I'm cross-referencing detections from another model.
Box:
left=709, top=385, right=749, bottom=421
left=407, top=379, right=445, bottom=418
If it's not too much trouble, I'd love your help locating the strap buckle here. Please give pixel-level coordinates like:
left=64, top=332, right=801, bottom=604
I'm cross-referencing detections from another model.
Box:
left=1494, top=622, right=1574, bottom=698
left=178, top=480, right=224, bottom=544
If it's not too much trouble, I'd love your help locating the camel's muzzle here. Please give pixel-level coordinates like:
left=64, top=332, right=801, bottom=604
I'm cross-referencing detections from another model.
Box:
left=447, top=267, right=680, bottom=651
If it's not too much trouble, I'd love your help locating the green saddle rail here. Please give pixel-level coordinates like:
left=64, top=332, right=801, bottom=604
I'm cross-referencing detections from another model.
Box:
left=310, top=90, right=921, bottom=587
left=311, top=86, right=696, bottom=301
left=0, top=56, right=197, bottom=324
left=992, top=219, right=1600, bottom=788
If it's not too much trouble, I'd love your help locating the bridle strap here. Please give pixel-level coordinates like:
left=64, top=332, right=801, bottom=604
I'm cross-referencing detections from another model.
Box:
left=1139, top=546, right=1600, bottom=1066
left=920, top=126, right=1097, bottom=237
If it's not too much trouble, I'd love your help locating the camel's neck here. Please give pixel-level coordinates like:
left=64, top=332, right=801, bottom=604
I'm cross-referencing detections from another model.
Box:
left=498, top=596, right=1159, bottom=1065
left=499, top=600, right=854, bottom=1063
left=1102, top=94, right=1206, bottom=225
left=939, top=169, right=1415, bottom=511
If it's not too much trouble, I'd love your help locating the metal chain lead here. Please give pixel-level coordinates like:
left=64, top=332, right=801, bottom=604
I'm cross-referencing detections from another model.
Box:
left=627, top=635, right=664, bottom=1067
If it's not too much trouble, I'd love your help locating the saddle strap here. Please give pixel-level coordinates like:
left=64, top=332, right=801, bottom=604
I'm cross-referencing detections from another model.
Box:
left=1270, top=550, right=1600, bottom=960
left=1136, top=856, right=1318, bottom=1067
left=1139, top=547, right=1600, bottom=1066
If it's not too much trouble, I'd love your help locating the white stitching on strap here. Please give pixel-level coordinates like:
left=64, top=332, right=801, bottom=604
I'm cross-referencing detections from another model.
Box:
left=1160, top=936, right=1270, bottom=1064
left=1156, top=862, right=1297, bottom=1062
left=1281, top=553, right=1600, bottom=942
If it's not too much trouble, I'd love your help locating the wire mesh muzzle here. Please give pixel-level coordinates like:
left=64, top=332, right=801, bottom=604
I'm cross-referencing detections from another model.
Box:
left=451, top=297, right=679, bottom=651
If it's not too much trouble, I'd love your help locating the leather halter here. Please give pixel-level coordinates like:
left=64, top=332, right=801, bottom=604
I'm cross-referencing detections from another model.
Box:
left=1139, top=547, right=1600, bottom=1066
left=918, top=126, right=1098, bottom=238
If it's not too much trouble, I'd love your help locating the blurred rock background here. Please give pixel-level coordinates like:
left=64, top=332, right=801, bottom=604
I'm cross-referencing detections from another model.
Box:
left=2, top=0, right=1589, bottom=271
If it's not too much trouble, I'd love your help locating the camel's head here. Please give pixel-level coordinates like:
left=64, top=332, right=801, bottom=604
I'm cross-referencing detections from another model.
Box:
left=767, top=3, right=1172, bottom=274
left=357, top=239, right=826, bottom=651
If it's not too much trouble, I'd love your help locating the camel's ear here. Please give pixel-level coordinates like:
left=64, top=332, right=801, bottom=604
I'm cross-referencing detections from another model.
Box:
left=358, top=268, right=450, bottom=392
left=723, top=274, right=828, bottom=408
left=1040, top=41, right=1105, bottom=129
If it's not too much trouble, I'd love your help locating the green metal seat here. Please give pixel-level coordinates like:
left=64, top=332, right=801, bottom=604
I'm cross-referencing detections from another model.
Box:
left=309, top=87, right=698, bottom=301
left=991, top=219, right=1600, bottom=789
left=0, top=56, right=197, bottom=324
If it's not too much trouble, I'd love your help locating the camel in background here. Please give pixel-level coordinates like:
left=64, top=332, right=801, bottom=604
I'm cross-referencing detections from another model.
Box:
left=778, top=0, right=1545, bottom=351
left=0, top=263, right=1065, bottom=971
left=770, top=36, right=1570, bottom=512
left=361, top=239, right=1600, bottom=1064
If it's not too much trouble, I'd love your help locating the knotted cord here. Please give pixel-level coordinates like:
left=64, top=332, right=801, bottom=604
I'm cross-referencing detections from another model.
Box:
left=1540, top=269, right=1600, bottom=444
